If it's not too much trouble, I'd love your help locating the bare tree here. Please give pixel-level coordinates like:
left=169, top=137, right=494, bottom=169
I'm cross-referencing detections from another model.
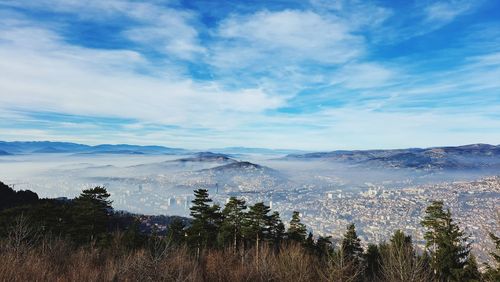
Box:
left=318, top=247, right=364, bottom=282
left=380, top=231, right=432, bottom=282
left=5, top=214, right=40, bottom=258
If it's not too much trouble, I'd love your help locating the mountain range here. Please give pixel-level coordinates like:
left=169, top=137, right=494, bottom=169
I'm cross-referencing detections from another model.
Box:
left=0, top=141, right=187, bottom=155
left=2, top=141, right=499, bottom=171
left=284, top=144, right=500, bottom=170
left=0, top=141, right=299, bottom=156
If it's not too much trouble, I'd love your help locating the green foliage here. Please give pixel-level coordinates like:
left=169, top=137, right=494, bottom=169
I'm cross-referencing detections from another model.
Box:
left=187, top=189, right=221, bottom=252
left=364, top=244, right=382, bottom=280
left=421, top=200, right=476, bottom=281
left=167, top=218, right=186, bottom=245
left=315, top=236, right=334, bottom=259
left=71, top=186, right=113, bottom=244
left=122, top=219, right=146, bottom=250
left=0, top=181, right=38, bottom=211
left=484, top=232, right=500, bottom=281
left=243, top=202, right=271, bottom=245
left=287, top=211, right=307, bottom=243
left=219, top=197, right=246, bottom=249
left=341, top=223, right=364, bottom=263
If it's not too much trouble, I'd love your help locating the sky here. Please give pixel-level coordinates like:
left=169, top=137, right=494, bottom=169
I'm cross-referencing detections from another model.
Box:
left=0, top=0, right=499, bottom=150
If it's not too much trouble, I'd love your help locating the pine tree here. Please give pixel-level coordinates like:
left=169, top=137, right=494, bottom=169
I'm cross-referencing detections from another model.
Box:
left=461, top=255, right=482, bottom=282
left=305, top=232, right=315, bottom=252
left=122, top=219, right=145, bottom=250
left=71, top=186, right=112, bottom=244
left=341, top=223, right=364, bottom=263
left=421, top=201, right=474, bottom=281
left=220, top=197, right=246, bottom=251
left=364, top=244, right=382, bottom=281
left=187, top=189, right=220, bottom=255
left=287, top=211, right=307, bottom=243
left=484, top=232, right=500, bottom=282
left=243, top=202, right=271, bottom=260
left=268, top=211, right=285, bottom=252
left=167, top=218, right=186, bottom=245
left=316, top=236, right=334, bottom=259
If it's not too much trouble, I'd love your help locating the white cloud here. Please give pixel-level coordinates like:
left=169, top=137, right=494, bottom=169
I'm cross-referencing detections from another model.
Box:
left=211, top=10, right=364, bottom=69
left=0, top=0, right=205, bottom=60
left=0, top=0, right=498, bottom=149
left=424, top=0, right=474, bottom=24
left=330, top=63, right=396, bottom=89
left=0, top=22, right=284, bottom=131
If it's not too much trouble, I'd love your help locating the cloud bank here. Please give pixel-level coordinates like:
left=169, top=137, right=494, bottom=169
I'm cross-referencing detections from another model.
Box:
left=0, top=0, right=499, bottom=149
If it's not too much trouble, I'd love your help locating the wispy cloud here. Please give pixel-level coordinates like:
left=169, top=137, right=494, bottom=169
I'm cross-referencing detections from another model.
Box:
left=0, top=0, right=499, bottom=149
left=424, top=0, right=476, bottom=24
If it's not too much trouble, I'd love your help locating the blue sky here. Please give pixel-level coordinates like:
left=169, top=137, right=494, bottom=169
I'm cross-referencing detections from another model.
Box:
left=0, top=0, right=499, bottom=150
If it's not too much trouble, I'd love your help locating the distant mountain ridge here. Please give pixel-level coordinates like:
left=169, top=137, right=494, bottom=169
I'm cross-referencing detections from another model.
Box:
left=0, top=141, right=187, bottom=155
left=210, top=147, right=308, bottom=155
left=176, top=152, right=236, bottom=163
left=0, top=141, right=305, bottom=156
left=284, top=144, right=500, bottom=170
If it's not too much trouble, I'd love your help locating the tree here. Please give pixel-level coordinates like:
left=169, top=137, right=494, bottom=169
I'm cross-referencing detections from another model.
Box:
left=71, top=186, right=112, bottom=244
left=287, top=211, right=307, bottom=243
left=305, top=231, right=315, bottom=252
left=316, top=236, right=334, bottom=259
left=379, top=230, right=431, bottom=282
left=122, top=219, right=145, bottom=250
left=166, top=218, right=186, bottom=245
left=0, top=181, right=38, bottom=211
left=364, top=244, right=382, bottom=281
left=220, top=197, right=246, bottom=251
left=319, top=246, right=364, bottom=282
left=461, top=255, right=481, bottom=282
left=187, top=189, right=220, bottom=255
left=421, top=201, right=475, bottom=281
left=341, top=223, right=364, bottom=263
left=268, top=211, right=285, bottom=252
left=484, top=232, right=500, bottom=282
left=243, top=202, right=270, bottom=261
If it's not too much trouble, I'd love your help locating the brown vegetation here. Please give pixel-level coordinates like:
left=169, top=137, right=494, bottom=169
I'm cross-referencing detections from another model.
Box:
left=0, top=234, right=369, bottom=282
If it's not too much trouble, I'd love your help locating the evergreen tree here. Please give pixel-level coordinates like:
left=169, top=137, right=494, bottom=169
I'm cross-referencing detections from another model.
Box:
left=71, top=186, right=112, bottom=244
left=484, top=232, right=500, bottom=282
left=0, top=181, right=38, bottom=211
left=122, top=219, right=145, bottom=250
left=166, top=218, right=186, bottom=245
left=364, top=244, right=382, bottom=281
left=316, top=236, right=334, bottom=259
left=421, top=201, right=474, bottom=281
left=305, top=231, right=315, bottom=252
left=287, top=211, right=307, bottom=243
left=187, top=189, right=220, bottom=255
left=243, top=202, right=271, bottom=258
left=461, top=255, right=482, bottom=282
left=220, top=197, right=246, bottom=250
left=341, top=223, right=364, bottom=263
left=268, top=211, right=285, bottom=252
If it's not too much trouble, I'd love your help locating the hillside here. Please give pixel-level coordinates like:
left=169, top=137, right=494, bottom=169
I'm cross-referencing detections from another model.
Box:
left=285, top=144, right=500, bottom=170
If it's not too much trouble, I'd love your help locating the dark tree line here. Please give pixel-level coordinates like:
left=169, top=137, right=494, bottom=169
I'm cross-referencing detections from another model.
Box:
left=0, top=181, right=38, bottom=210
left=169, top=188, right=494, bottom=281
left=0, top=181, right=498, bottom=281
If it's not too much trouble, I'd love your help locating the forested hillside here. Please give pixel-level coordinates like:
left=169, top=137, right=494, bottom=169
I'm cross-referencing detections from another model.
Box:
left=0, top=181, right=498, bottom=281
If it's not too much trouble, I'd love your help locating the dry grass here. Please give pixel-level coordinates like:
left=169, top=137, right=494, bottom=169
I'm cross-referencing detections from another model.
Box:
left=0, top=237, right=336, bottom=282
